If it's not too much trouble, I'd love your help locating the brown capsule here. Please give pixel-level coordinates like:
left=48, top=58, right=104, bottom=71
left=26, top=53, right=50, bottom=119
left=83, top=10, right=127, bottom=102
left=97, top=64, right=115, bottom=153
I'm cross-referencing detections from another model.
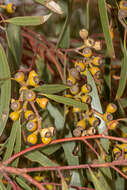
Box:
left=73, top=127, right=83, bottom=137
left=48, top=126, right=56, bottom=136
left=82, top=47, right=92, bottom=58
left=82, top=127, right=96, bottom=136
left=40, top=128, right=51, bottom=138
left=70, top=83, right=80, bottom=95
left=93, top=41, right=102, bottom=51
left=85, top=38, right=95, bottom=48
left=79, top=29, right=88, bottom=40
left=69, top=68, right=80, bottom=80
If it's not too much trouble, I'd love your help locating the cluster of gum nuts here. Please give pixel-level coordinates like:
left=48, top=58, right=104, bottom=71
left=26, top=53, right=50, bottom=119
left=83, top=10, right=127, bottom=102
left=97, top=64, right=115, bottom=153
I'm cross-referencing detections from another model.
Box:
left=113, top=143, right=127, bottom=174
left=9, top=70, right=55, bottom=145
left=65, top=29, right=119, bottom=137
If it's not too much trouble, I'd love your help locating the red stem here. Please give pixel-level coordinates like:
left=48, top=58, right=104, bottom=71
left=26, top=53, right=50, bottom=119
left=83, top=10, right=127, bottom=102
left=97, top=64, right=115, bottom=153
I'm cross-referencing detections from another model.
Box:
left=3, top=135, right=127, bottom=166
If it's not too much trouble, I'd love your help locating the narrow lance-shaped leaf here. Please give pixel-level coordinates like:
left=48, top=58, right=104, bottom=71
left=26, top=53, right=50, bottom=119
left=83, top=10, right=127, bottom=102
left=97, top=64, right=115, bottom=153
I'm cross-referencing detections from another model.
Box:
left=116, top=45, right=127, bottom=99
left=0, top=43, right=11, bottom=136
left=47, top=102, right=83, bottom=188
left=98, top=0, right=115, bottom=58
left=6, top=24, right=22, bottom=67
left=16, top=177, right=32, bottom=190
left=42, top=94, right=88, bottom=110
left=62, top=178, right=69, bottom=190
left=87, top=69, right=109, bottom=152
left=33, top=84, right=69, bottom=93
left=5, top=14, right=52, bottom=26
left=89, top=169, right=107, bottom=190
left=3, top=120, right=19, bottom=162
left=35, top=0, right=63, bottom=14
left=25, top=150, right=58, bottom=166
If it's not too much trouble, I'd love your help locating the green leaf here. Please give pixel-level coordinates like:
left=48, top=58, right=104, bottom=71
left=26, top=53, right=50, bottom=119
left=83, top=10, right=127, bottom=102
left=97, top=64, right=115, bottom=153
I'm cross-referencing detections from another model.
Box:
left=43, top=94, right=88, bottom=110
left=25, top=150, right=58, bottom=166
left=41, top=144, right=61, bottom=155
left=6, top=24, right=22, bottom=67
left=98, top=158, right=113, bottom=190
left=87, top=69, right=109, bottom=152
left=33, top=84, right=69, bottom=94
left=98, top=0, right=115, bottom=58
left=11, top=120, right=21, bottom=167
left=56, top=0, right=72, bottom=48
left=0, top=43, right=11, bottom=136
left=119, top=97, right=127, bottom=108
left=116, top=45, right=127, bottom=99
left=0, top=182, right=6, bottom=190
left=3, top=120, right=19, bottom=162
left=89, top=169, right=106, bottom=190
left=115, top=173, right=125, bottom=190
left=35, top=0, right=63, bottom=14
left=16, top=177, right=32, bottom=190
left=62, top=179, right=69, bottom=190
left=6, top=14, right=52, bottom=26
left=47, top=102, right=83, bottom=188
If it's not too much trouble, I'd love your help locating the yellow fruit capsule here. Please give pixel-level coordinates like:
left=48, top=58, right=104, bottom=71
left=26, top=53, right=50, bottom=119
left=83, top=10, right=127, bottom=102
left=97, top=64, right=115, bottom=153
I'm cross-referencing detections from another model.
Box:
left=70, top=84, right=80, bottom=95
left=27, top=70, right=39, bottom=86
left=24, top=110, right=35, bottom=120
left=19, top=86, right=28, bottom=94
left=125, top=153, right=127, bottom=159
left=27, top=133, right=38, bottom=144
left=106, top=103, right=117, bottom=114
left=40, top=128, right=51, bottom=138
left=92, top=57, right=103, bottom=66
left=107, top=121, right=119, bottom=130
left=26, top=121, right=37, bottom=132
left=119, top=1, right=127, bottom=10
left=80, top=70, right=87, bottom=77
left=81, top=84, right=92, bottom=94
left=89, top=67, right=101, bottom=78
left=9, top=111, right=20, bottom=121
left=75, top=61, right=85, bottom=72
left=89, top=116, right=100, bottom=127
left=36, top=98, right=48, bottom=109
left=67, top=76, right=76, bottom=86
left=103, top=112, right=113, bottom=122
left=113, top=147, right=121, bottom=159
left=85, top=38, right=95, bottom=48
left=65, top=106, right=69, bottom=115
left=122, top=167, right=127, bottom=174
left=69, top=68, right=80, bottom=80
left=81, top=94, right=92, bottom=104
left=93, top=41, right=102, bottom=51
left=82, top=47, right=92, bottom=58
left=72, top=107, right=81, bottom=113
left=14, top=72, right=25, bottom=83
left=45, top=184, right=54, bottom=190
left=6, top=3, right=16, bottom=14
left=110, top=28, right=114, bottom=40
left=77, top=119, right=86, bottom=129
left=65, top=94, right=72, bottom=98
left=41, top=137, right=52, bottom=144
left=116, top=144, right=127, bottom=152
left=11, top=99, right=21, bottom=111
left=25, top=90, right=36, bottom=101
